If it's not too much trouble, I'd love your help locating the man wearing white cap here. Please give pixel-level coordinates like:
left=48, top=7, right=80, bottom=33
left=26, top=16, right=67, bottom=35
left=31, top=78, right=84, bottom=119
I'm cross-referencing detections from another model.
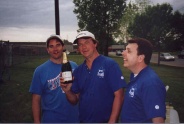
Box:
left=60, top=31, right=126, bottom=123
left=29, top=35, right=79, bottom=123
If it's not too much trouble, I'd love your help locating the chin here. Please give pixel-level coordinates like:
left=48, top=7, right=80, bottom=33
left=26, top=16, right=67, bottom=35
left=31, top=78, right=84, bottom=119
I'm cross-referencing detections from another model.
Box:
left=123, top=64, right=128, bottom=68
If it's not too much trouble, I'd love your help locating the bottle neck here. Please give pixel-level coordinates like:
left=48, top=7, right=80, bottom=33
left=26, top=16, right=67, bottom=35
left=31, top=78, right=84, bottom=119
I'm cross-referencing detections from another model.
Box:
left=63, top=52, right=68, bottom=64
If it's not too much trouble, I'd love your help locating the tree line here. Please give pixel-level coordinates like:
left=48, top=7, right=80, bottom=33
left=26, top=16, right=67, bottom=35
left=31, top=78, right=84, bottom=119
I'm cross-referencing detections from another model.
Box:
left=73, top=0, right=184, bottom=55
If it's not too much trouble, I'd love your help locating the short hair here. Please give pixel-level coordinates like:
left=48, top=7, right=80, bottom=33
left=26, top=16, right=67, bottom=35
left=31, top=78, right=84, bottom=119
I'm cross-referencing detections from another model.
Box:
left=128, top=38, right=153, bottom=65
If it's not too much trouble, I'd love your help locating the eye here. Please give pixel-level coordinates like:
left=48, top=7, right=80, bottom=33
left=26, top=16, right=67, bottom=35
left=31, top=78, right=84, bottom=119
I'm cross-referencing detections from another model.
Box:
left=56, top=44, right=61, bottom=47
left=49, top=45, right=53, bottom=48
left=84, top=41, right=90, bottom=45
left=126, top=48, right=130, bottom=53
left=78, top=44, right=82, bottom=47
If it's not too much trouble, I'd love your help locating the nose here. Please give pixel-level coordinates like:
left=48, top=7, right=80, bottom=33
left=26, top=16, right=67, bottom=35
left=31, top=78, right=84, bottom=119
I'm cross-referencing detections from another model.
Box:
left=122, top=50, right=125, bottom=56
left=54, top=45, right=61, bottom=50
left=52, top=46, right=58, bottom=50
left=122, top=50, right=126, bottom=58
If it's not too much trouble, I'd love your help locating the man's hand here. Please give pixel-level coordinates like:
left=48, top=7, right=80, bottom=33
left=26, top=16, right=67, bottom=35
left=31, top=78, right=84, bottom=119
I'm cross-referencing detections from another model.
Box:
left=60, top=76, right=72, bottom=93
left=60, top=74, right=79, bottom=105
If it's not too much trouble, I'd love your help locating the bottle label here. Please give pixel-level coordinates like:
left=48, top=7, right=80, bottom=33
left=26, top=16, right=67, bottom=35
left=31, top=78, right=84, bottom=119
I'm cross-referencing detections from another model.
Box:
left=62, top=71, right=72, bottom=81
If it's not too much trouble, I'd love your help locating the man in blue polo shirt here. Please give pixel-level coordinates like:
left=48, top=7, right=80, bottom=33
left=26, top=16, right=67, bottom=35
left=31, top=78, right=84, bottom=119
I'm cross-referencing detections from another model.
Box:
left=121, top=38, right=166, bottom=123
left=60, top=31, right=126, bottom=123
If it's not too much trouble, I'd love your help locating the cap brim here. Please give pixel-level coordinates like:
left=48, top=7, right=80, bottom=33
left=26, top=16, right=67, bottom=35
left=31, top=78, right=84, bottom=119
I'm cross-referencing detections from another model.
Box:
left=73, top=38, right=78, bottom=44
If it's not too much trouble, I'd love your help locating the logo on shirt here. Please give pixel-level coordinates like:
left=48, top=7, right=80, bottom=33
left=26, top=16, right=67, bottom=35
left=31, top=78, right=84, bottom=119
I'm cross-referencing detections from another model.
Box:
left=47, top=74, right=60, bottom=91
left=97, top=67, right=105, bottom=78
left=129, top=85, right=137, bottom=97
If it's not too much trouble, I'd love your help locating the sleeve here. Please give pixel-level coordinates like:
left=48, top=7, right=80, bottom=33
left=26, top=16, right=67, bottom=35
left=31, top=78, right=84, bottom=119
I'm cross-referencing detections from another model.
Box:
left=142, top=82, right=166, bottom=119
left=107, top=61, right=127, bottom=92
left=29, top=67, right=43, bottom=95
left=69, top=61, right=78, bottom=72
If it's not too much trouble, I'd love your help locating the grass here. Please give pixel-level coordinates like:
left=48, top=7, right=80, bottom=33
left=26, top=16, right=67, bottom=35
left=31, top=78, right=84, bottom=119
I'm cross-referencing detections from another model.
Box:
left=0, top=54, right=184, bottom=122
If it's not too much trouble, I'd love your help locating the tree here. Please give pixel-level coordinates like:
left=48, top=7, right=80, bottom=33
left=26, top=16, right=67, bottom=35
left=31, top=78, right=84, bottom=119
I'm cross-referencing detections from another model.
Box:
left=117, top=2, right=139, bottom=43
left=128, top=3, right=173, bottom=48
left=73, top=0, right=126, bottom=56
left=169, top=11, right=184, bottom=51
left=118, top=0, right=152, bottom=44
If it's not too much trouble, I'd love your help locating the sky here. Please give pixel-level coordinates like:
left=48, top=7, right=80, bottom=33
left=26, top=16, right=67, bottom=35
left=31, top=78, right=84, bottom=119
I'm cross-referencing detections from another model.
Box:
left=0, top=0, right=184, bottom=43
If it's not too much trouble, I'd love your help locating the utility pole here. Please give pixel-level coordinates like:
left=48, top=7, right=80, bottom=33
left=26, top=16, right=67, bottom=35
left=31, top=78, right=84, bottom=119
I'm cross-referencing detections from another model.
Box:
left=55, top=0, right=60, bottom=35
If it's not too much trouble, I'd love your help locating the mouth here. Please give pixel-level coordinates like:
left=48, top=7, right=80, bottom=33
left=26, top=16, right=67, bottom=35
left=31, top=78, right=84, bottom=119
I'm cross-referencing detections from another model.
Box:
left=82, top=50, right=88, bottom=54
left=123, top=58, right=128, bottom=63
left=53, top=51, right=59, bottom=54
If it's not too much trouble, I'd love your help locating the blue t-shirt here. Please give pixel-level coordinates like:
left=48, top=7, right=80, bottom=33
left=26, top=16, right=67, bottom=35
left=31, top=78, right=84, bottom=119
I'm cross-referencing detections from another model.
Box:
left=72, top=55, right=126, bottom=123
left=121, top=66, right=166, bottom=123
left=29, top=60, right=79, bottom=123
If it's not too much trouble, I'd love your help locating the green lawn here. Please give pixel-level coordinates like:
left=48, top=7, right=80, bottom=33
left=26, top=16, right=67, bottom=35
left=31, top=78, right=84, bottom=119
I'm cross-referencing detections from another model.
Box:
left=0, top=54, right=184, bottom=122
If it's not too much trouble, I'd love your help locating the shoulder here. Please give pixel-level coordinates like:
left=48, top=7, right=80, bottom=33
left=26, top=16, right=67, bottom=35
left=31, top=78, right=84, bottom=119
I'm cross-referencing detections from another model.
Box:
left=73, top=61, right=85, bottom=73
left=99, top=55, right=117, bottom=64
left=69, top=61, right=78, bottom=70
left=34, top=60, right=51, bottom=72
left=139, top=66, right=164, bottom=86
left=69, top=61, right=78, bottom=66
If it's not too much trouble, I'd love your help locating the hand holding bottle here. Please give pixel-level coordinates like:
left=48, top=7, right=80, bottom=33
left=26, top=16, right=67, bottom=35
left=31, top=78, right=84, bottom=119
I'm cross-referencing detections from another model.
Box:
left=60, top=75, right=73, bottom=93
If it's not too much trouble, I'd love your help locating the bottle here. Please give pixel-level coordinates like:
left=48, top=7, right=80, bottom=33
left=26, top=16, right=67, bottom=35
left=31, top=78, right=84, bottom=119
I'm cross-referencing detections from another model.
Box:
left=61, top=51, right=73, bottom=84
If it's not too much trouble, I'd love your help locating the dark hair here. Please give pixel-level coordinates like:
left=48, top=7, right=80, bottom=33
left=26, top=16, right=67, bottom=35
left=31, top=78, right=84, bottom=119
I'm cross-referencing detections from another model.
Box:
left=128, top=38, right=153, bottom=65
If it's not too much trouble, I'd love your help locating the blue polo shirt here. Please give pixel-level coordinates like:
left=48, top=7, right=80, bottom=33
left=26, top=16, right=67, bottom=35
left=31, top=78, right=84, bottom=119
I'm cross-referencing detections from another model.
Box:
left=121, top=66, right=166, bottom=123
left=72, top=55, right=126, bottom=123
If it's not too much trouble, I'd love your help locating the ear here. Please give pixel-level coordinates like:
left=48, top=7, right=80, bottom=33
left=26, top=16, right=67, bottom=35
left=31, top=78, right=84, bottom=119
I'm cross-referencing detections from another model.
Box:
left=46, top=48, right=49, bottom=54
left=138, top=54, right=145, bottom=63
left=94, top=42, right=98, bottom=48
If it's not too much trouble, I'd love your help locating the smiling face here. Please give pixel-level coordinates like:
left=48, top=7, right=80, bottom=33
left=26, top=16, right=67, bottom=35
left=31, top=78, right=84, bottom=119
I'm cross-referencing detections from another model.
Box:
left=47, top=39, right=64, bottom=63
left=122, top=43, right=145, bottom=73
left=122, top=43, right=139, bottom=68
left=77, top=38, right=98, bottom=60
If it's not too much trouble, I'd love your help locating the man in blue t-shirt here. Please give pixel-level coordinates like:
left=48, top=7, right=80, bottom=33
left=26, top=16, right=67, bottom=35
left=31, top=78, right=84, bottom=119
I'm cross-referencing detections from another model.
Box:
left=60, top=31, right=126, bottom=123
left=120, top=38, right=166, bottom=123
left=29, top=35, right=79, bottom=123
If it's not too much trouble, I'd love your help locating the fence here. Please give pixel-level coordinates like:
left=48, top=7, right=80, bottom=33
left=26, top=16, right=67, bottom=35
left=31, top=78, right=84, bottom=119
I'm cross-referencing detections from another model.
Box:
left=0, top=41, right=48, bottom=83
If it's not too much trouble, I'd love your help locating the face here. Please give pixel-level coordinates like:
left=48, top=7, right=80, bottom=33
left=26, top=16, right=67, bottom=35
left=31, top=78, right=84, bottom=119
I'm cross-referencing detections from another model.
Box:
left=122, top=43, right=141, bottom=71
left=77, top=38, right=97, bottom=59
left=47, top=39, right=64, bottom=61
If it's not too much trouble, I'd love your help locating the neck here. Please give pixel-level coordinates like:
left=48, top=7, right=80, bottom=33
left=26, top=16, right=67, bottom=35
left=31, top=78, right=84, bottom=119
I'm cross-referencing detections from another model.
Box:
left=132, top=63, right=147, bottom=75
left=86, top=52, right=100, bottom=69
left=50, top=57, right=62, bottom=64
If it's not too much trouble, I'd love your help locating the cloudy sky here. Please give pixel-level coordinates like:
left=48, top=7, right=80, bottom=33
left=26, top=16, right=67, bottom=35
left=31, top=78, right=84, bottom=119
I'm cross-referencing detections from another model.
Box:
left=0, top=0, right=183, bottom=43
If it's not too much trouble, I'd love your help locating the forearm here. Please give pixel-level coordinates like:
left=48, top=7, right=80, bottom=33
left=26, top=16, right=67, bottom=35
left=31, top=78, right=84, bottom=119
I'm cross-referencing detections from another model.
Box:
left=152, top=117, right=165, bottom=123
left=32, top=94, right=41, bottom=123
left=108, top=89, right=124, bottom=123
left=65, top=90, right=79, bottom=105
left=32, top=104, right=41, bottom=123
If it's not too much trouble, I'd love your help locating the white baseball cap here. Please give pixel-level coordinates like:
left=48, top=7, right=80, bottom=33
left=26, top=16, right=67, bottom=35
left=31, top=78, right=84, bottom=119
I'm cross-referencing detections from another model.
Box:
left=73, top=31, right=98, bottom=44
left=46, top=34, right=64, bottom=47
